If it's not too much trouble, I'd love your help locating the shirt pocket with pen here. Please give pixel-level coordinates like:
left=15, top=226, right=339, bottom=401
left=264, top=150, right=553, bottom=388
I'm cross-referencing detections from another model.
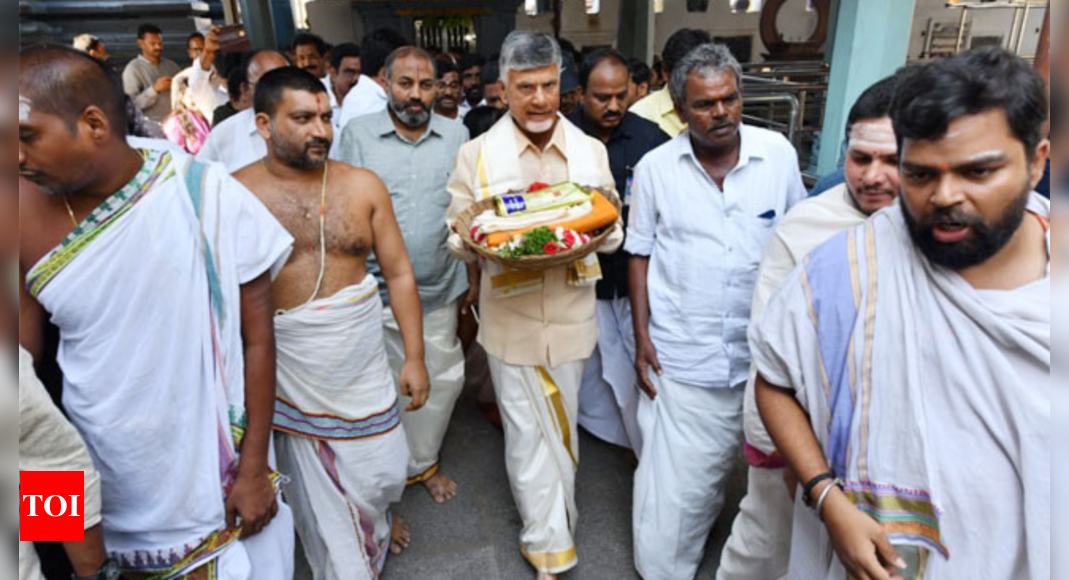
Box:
left=735, top=210, right=780, bottom=278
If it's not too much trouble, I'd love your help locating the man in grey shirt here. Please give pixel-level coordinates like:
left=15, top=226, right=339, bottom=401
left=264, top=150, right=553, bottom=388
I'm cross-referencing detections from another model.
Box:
left=339, top=46, right=474, bottom=505
left=122, top=24, right=181, bottom=124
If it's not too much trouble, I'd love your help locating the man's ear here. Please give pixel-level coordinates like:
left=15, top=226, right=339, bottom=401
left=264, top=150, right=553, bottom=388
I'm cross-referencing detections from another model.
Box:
left=1030, top=138, right=1052, bottom=190
left=255, top=112, right=273, bottom=141
left=82, top=106, right=112, bottom=143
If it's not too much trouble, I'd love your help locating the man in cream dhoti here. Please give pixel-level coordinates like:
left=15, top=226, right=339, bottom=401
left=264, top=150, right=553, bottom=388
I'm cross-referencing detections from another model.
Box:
left=233, top=68, right=429, bottom=580
left=755, top=48, right=1050, bottom=580
left=446, top=31, right=622, bottom=580
left=19, top=46, right=295, bottom=580
left=717, top=74, right=902, bottom=580
left=339, top=47, right=473, bottom=504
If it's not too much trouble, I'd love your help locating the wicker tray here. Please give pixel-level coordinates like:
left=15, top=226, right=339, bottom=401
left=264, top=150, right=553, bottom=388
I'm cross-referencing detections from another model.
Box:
left=455, top=186, right=621, bottom=271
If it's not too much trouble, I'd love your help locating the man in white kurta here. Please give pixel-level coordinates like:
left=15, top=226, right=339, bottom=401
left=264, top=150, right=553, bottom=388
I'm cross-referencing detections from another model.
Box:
left=446, top=32, right=621, bottom=579
left=717, top=75, right=903, bottom=580
left=752, top=49, right=1050, bottom=580
left=626, top=44, right=805, bottom=580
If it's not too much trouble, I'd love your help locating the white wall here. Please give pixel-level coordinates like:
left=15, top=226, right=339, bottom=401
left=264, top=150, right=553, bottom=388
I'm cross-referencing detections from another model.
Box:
left=908, top=0, right=1047, bottom=60
left=514, top=0, right=621, bottom=49
left=514, top=0, right=1045, bottom=63
left=515, top=0, right=823, bottom=62
left=306, top=0, right=363, bottom=45
left=303, top=0, right=1046, bottom=64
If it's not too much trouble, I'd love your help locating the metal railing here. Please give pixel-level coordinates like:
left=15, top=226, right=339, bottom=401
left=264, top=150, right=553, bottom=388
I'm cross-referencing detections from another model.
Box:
left=739, top=61, right=830, bottom=175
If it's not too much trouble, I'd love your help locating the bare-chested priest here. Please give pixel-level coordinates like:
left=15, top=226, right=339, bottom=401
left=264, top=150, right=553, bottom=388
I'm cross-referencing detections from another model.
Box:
left=233, top=67, right=431, bottom=580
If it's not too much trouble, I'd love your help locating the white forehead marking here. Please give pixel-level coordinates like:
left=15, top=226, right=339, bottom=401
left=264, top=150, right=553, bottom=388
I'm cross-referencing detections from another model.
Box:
left=849, top=118, right=896, bottom=153
left=19, top=96, right=32, bottom=123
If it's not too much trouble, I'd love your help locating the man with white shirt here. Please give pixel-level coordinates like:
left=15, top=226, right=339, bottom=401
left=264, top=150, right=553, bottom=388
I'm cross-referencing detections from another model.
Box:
left=339, top=29, right=408, bottom=129
left=328, top=43, right=362, bottom=125
left=626, top=43, right=806, bottom=580
left=197, top=51, right=289, bottom=172
left=717, top=73, right=902, bottom=580
left=172, top=26, right=229, bottom=122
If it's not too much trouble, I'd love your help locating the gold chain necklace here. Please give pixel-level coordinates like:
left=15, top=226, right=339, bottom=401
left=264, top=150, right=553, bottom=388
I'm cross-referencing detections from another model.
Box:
left=62, top=196, right=78, bottom=228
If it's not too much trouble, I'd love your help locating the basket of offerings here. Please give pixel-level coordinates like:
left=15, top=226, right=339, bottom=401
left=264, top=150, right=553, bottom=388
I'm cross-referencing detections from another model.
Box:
left=455, top=182, right=622, bottom=271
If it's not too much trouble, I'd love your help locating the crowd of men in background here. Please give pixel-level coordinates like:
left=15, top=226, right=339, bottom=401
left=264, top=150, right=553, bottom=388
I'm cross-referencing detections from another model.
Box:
left=15, top=15, right=1053, bottom=580
left=64, top=25, right=666, bottom=162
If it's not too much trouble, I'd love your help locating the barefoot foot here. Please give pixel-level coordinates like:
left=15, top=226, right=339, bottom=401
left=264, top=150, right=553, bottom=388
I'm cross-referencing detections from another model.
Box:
left=423, top=472, right=459, bottom=504
left=390, top=516, right=410, bottom=555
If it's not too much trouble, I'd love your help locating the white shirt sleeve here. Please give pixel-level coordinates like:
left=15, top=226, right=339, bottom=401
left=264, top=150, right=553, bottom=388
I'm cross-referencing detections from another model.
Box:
left=186, top=59, right=229, bottom=119
left=624, top=156, right=658, bottom=257
left=785, top=145, right=809, bottom=211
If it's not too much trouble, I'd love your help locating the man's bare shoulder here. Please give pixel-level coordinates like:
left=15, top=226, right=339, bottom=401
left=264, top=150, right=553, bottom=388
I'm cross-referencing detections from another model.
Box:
left=231, top=161, right=264, bottom=187
left=329, top=161, right=389, bottom=201
left=230, top=162, right=274, bottom=205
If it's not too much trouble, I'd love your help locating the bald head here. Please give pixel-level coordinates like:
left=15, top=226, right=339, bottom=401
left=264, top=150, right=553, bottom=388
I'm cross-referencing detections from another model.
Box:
left=20, top=45, right=126, bottom=135
left=248, top=51, right=290, bottom=90
left=384, top=46, right=436, bottom=82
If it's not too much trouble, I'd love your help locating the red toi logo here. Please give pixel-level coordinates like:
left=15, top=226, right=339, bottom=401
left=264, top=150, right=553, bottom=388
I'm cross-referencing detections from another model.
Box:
left=20, top=471, right=85, bottom=542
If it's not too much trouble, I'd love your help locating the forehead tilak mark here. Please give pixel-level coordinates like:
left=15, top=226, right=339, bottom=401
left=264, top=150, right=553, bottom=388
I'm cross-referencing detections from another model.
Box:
left=19, top=95, right=32, bottom=122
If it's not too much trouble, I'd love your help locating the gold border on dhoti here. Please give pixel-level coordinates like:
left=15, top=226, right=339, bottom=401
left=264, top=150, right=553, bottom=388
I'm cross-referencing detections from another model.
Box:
left=406, top=462, right=441, bottom=486
left=535, top=367, right=578, bottom=468
left=520, top=545, right=578, bottom=572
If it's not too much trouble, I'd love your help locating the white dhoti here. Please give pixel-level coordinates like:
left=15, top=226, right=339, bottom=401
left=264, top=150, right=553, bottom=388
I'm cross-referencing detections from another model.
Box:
left=716, top=374, right=792, bottom=580
left=383, top=301, right=466, bottom=483
left=272, top=276, right=409, bottom=580
left=578, top=298, right=642, bottom=453
left=487, top=355, right=583, bottom=574
left=715, top=466, right=792, bottom=580
left=633, top=374, right=744, bottom=580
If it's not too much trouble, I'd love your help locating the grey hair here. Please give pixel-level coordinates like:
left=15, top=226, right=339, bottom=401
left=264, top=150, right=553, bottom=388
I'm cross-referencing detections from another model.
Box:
left=384, top=46, right=437, bottom=82
left=669, top=43, right=743, bottom=108
left=499, top=31, right=562, bottom=87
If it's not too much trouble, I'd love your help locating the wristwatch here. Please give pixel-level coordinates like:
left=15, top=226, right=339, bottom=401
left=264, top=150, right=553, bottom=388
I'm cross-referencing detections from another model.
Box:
left=72, top=559, right=122, bottom=580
